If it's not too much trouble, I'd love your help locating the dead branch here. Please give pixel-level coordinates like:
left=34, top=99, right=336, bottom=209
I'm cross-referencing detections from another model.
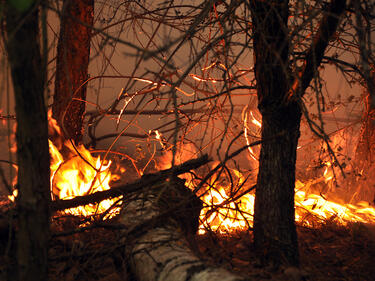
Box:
left=51, top=154, right=210, bottom=212
left=289, top=0, right=347, bottom=100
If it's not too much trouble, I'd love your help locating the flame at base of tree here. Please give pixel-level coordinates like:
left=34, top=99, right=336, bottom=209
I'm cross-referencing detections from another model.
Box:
left=194, top=172, right=375, bottom=234
left=156, top=145, right=375, bottom=235
left=8, top=111, right=375, bottom=232
left=48, top=109, right=121, bottom=219
left=9, top=110, right=122, bottom=220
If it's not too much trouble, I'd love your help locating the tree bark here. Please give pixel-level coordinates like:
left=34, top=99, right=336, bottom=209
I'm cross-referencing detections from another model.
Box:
left=53, top=0, right=94, bottom=143
left=250, top=0, right=300, bottom=267
left=250, top=0, right=346, bottom=267
left=353, top=1, right=375, bottom=201
left=5, top=3, right=50, bottom=281
left=354, top=83, right=375, bottom=201
left=119, top=177, right=256, bottom=281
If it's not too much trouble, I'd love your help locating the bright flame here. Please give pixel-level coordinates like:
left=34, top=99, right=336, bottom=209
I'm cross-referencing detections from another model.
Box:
left=9, top=107, right=375, bottom=231
left=198, top=185, right=254, bottom=234
left=9, top=110, right=121, bottom=219
left=194, top=166, right=375, bottom=234
left=49, top=140, right=121, bottom=218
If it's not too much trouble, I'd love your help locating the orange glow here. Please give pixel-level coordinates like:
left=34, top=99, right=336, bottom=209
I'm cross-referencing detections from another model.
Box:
left=8, top=107, right=375, bottom=232
left=157, top=136, right=375, bottom=234
left=49, top=140, right=121, bottom=218
left=8, top=110, right=121, bottom=219
left=47, top=110, right=121, bottom=218
left=196, top=170, right=375, bottom=234
left=242, top=106, right=261, bottom=161
left=249, top=111, right=261, bottom=128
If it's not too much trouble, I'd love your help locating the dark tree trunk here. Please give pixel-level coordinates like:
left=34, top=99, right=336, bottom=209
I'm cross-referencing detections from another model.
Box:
left=249, top=0, right=346, bottom=267
left=53, top=0, right=94, bottom=143
left=354, top=88, right=375, bottom=201
left=353, top=1, right=375, bottom=201
left=5, top=3, right=50, bottom=281
left=250, top=0, right=300, bottom=267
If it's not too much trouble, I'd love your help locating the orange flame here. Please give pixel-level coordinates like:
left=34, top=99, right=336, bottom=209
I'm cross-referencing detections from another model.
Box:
left=8, top=107, right=375, bottom=231
left=47, top=103, right=375, bottom=230
left=47, top=110, right=121, bottom=218
left=9, top=110, right=121, bottom=219
left=195, top=168, right=375, bottom=234
left=49, top=140, right=121, bottom=218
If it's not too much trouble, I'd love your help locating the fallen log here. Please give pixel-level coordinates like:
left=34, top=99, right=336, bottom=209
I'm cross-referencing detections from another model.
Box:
left=51, top=154, right=210, bottom=212
left=119, top=176, right=255, bottom=281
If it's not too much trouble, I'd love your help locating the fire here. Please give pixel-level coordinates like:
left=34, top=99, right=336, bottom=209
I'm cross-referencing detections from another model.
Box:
left=156, top=141, right=375, bottom=234
left=8, top=106, right=375, bottom=232
left=198, top=185, right=254, bottom=234
left=47, top=111, right=120, bottom=218
left=49, top=140, right=120, bottom=218
left=8, top=110, right=121, bottom=219
left=196, top=169, right=375, bottom=234
left=190, top=107, right=375, bottom=234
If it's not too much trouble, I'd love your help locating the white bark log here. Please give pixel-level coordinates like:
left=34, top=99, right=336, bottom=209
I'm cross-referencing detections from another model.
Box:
left=119, top=179, right=253, bottom=281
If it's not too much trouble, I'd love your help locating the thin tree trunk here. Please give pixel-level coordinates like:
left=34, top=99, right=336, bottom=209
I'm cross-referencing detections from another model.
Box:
left=53, top=0, right=94, bottom=143
left=250, top=0, right=300, bottom=267
left=5, top=3, right=50, bottom=281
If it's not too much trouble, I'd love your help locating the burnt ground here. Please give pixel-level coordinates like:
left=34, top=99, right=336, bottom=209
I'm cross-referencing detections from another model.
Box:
left=1, top=207, right=374, bottom=281
left=197, top=222, right=375, bottom=281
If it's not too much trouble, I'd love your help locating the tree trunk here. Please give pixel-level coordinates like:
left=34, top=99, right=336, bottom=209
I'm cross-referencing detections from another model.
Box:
left=53, top=0, right=94, bottom=143
left=5, top=3, right=50, bottom=281
left=353, top=1, right=375, bottom=202
left=250, top=0, right=300, bottom=267
left=119, top=177, right=255, bottom=281
left=250, top=0, right=346, bottom=266
left=354, top=91, right=375, bottom=201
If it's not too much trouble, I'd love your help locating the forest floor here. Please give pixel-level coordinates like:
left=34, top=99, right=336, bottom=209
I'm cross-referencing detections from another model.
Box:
left=197, top=222, right=375, bottom=281
left=1, top=200, right=375, bottom=280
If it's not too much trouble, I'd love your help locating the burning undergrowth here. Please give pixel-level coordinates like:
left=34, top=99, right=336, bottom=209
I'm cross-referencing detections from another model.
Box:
left=5, top=104, right=375, bottom=234
left=4, top=80, right=375, bottom=281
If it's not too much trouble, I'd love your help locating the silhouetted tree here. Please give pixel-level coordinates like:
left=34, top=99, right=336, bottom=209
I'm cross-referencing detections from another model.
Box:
left=353, top=1, right=375, bottom=200
left=249, top=0, right=346, bottom=266
left=4, top=1, right=50, bottom=280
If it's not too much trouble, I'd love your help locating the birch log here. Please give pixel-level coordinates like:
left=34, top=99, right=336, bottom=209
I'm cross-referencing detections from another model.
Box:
left=119, top=177, right=254, bottom=281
